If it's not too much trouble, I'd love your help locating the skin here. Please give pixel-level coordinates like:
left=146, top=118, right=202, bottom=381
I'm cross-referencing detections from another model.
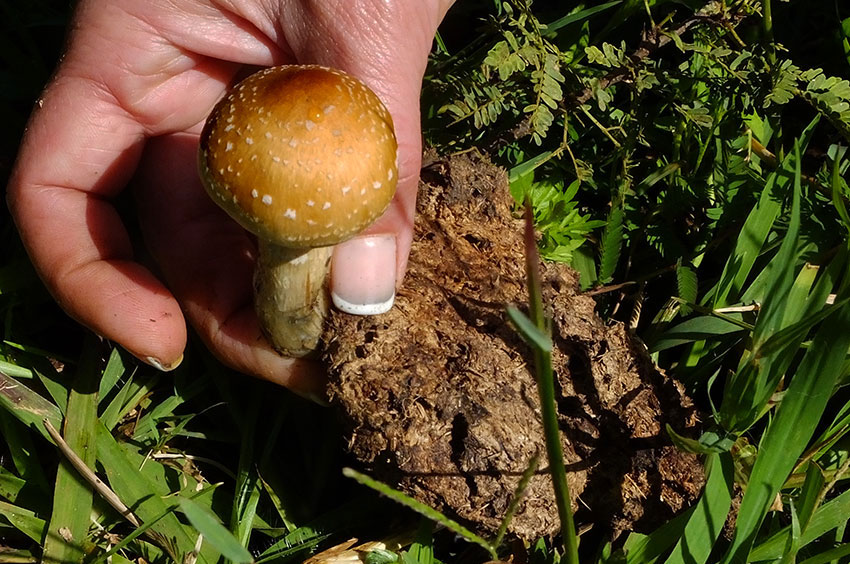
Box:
left=7, top=0, right=452, bottom=400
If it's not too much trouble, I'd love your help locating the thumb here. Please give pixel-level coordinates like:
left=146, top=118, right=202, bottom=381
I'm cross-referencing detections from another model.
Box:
left=278, top=2, right=450, bottom=313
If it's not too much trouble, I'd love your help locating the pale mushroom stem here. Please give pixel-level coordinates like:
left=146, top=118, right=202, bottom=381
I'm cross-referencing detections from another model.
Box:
left=253, top=240, right=334, bottom=357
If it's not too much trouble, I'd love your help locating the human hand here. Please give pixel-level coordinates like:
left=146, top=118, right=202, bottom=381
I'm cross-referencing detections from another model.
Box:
left=7, top=0, right=451, bottom=400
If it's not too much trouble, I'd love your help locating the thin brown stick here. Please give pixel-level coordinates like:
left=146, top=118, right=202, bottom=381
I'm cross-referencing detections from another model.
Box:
left=43, top=418, right=142, bottom=528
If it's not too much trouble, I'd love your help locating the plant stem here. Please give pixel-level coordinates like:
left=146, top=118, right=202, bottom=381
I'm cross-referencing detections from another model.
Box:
left=523, top=204, right=579, bottom=564
left=763, top=0, right=776, bottom=65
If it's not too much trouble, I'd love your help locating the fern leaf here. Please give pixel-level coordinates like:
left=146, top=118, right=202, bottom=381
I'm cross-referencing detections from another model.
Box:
left=598, top=207, right=624, bottom=284
left=676, top=262, right=698, bottom=316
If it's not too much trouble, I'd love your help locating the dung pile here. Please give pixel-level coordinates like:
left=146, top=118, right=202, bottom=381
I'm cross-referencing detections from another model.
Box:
left=323, top=153, right=703, bottom=539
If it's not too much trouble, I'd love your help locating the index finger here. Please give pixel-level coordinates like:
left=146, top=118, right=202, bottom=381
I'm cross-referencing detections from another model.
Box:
left=7, top=73, right=189, bottom=369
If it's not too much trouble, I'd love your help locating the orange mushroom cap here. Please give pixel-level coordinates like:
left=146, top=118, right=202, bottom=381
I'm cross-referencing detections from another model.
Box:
left=199, top=65, right=398, bottom=248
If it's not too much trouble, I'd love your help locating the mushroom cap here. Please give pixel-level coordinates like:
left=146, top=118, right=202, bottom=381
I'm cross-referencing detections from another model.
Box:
left=199, top=65, right=398, bottom=248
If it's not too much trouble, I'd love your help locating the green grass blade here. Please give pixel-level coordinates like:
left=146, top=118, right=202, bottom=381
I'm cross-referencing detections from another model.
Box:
left=493, top=452, right=540, bottom=548
left=231, top=390, right=261, bottom=548
left=90, top=487, right=220, bottom=564
left=756, top=297, right=849, bottom=359
left=509, top=152, right=554, bottom=187
left=342, top=467, right=498, bottom=559
left=0, top=359, right=35, bottom=381
left=42, top=338, right=101, bottom=564
left=796, top=463, right=826, bottom=533
left=0, top=546, right=39, bottom=563
left=255, top=533, right=329, bottom=564
left=719, top=146, right=804, bottom=432
left=798, top=542, right=850, bottom=564
left=750, top=486, right=850, bottom=561
left=257, top=405, right=297, bottom=533
left=506, top=306, right=552, bottom=352
left=650, top=315, right=746, bottom=353
left=406, top=518, right=435, bottom=564
left=712, top=117, right=819, bottom=310
left=98, top=371, right=157, bottom=431
left=711, top=167, right=782, bottom=309
left=0, top=466, right=26, bottom=502
left=0, top=368, right=63, bottom=440
left=97, top=347, right=126, bottom=402
left=179, top=496, right=253, bottom=564
left=0, top=500, right=46, bottom=544
left=522, top=204, right=578, bottom=563
left=544, top=1, right=622, bottom=33
left=35, top=367, right=69, bottom=414
left=0, top=411, right=50, bottom=498
left=95, top=423, right=215, bottom=563
left=719, top=270, right=850, bottom=562
left=622, top=508, right=693, bottom=564
left=665, top=452, right=734, bottom=564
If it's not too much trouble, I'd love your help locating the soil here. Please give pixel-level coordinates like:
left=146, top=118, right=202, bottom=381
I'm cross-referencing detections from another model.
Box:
left=322, top=153, right=704, bottom=540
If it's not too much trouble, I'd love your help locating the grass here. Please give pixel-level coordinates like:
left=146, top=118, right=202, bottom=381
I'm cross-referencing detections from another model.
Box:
left=2, top=0, right=850, bottom=563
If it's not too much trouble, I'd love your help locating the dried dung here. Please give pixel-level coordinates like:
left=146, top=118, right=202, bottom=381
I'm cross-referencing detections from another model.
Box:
left=323, top=153, right=704, bottom=540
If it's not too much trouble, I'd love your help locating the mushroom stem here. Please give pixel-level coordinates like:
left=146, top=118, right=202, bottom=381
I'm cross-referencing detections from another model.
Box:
left=253, top=240, right=334, bottom=357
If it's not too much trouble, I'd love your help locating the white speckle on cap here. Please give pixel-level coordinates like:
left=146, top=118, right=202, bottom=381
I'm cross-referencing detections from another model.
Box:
left=323, top=104, right=335, bottom=114
left=289, top=139, right=298, bottom=147
left=306, top=200, right=315, bottom=207
left=262, top=195, right=272, bottom=205
left=224, top=125, right=234, bottom=132
left=388, top=168, right=394, bottom=180
left=272, top=156, right=281, bottom=163
left=323, top=202, right=331, bottom=210
left=251, top=189, right=258, bottom=198
left=218, top=168, right=225, bottom=175
left=360, top=188, right=367, bottom=195
left=232, top=195, right=238, bottom=204
left=245, top=137, right=253, bottom=145
left=305, top=120, right=315, bottom=131
left=225, top=142, right=234, bottom=152
left=373, top=181, right=382, bottom=189
left=334, top=148, right=343, bottom=157
left=284, top=208, right=297, bottom=219
left=307, top=219, right=317, bottom=225
left=332, top=129, right=342, bottom=137
left=265, top=132, right=272, bottom=139
left=342, top=185, right=351, bottom=194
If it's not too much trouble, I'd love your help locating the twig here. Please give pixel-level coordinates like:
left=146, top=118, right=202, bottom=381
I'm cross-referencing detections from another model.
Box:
left=43, top=418, right=142, bottom=528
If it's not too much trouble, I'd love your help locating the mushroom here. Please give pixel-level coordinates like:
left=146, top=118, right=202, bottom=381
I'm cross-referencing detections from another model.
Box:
left=198, top=65, right=398, bottom=357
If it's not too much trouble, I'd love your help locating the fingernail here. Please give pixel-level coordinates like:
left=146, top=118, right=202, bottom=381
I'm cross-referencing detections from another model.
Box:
left=331, top=234, right=396, bottom=315
left=145, top=354, right=183, bottom=372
